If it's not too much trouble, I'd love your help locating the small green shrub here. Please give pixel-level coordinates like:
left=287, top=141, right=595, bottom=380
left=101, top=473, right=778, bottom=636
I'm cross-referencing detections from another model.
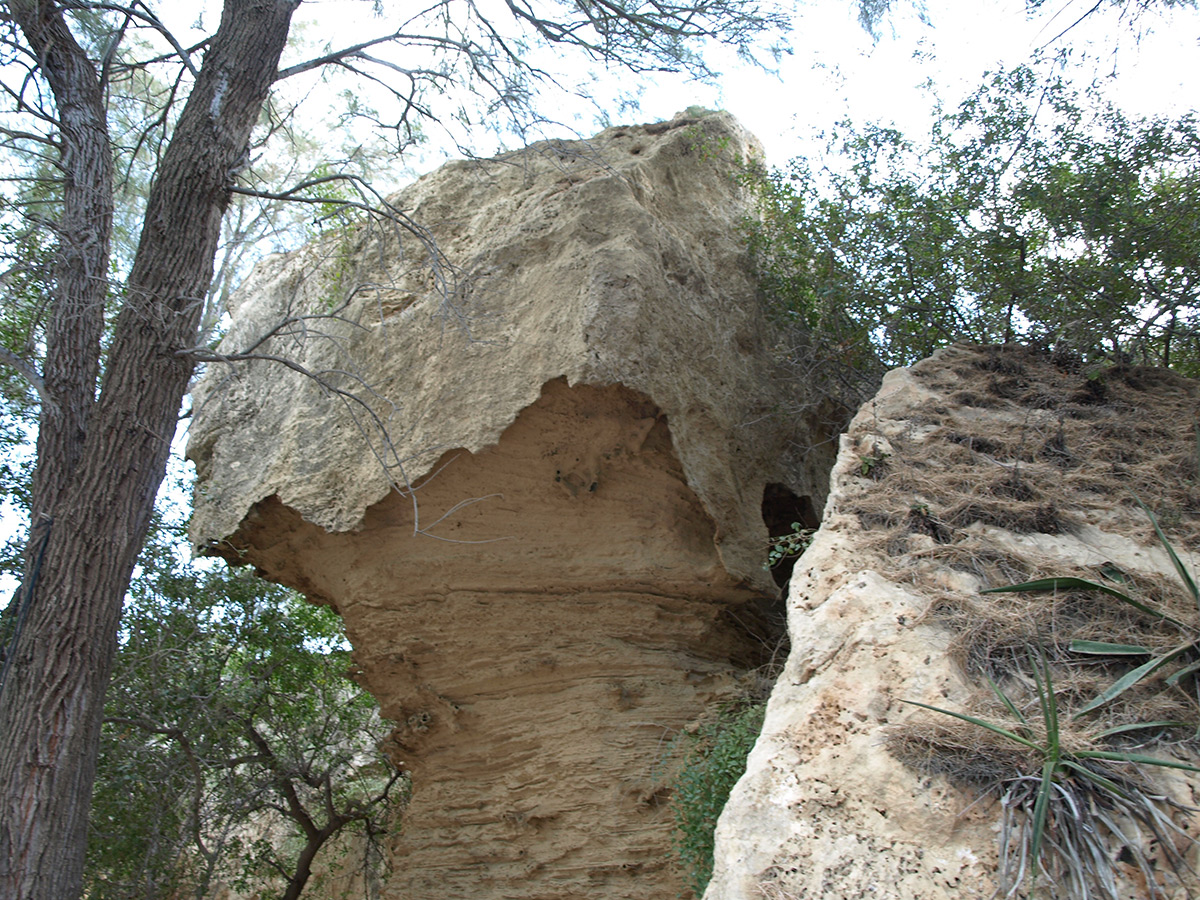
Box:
left=858, top=450, right=890, bottom=478
left=766, top=522, right=814, bottom=571
left=670, top=701, right=766, bottom=897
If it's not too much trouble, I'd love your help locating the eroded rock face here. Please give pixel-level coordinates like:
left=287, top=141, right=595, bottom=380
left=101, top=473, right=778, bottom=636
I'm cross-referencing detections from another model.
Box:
left=190, top=111, right=829, bottom=588
left=227, top=380, right=770, bottom=897
left=189, top=112, right=834, bottom=898
left=708, top=344, right=1200, bottom=900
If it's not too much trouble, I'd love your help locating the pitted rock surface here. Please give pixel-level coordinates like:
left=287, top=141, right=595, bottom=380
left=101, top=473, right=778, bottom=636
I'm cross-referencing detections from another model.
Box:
left=707, top=344, right=1200, bottom=900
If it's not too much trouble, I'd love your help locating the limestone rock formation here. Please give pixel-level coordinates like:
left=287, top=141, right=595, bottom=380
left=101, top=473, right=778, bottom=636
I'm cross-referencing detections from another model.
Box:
left=708, top=344, right=1200, bottom=900
left=188, top=112, right=834, bottom=899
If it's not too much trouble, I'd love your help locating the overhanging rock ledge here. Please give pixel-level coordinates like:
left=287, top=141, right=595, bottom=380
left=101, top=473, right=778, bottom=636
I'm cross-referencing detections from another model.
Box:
left=188, top=110, right=834, bottom=590
left=187, top=111, right=839, bottom=899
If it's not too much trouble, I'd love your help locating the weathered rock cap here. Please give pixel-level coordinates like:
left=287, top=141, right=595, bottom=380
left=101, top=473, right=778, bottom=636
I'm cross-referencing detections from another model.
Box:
left=188, top=110, right=830, bottom=591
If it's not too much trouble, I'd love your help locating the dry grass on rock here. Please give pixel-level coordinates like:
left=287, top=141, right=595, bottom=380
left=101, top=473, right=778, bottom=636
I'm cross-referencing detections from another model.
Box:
left=852, top=345, right=1200, bottom=547
left=852, top=343, right=1200, bottom=784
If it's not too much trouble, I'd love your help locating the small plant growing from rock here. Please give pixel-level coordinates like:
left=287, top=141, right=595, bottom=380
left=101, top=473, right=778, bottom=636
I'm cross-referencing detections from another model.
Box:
left=985, top=500, right=1200, bottom=718
left=900, top=501, right=1200, bottom=899
left=904, top=649, right=1200, bottom=899
left=858, top=448, right=890, bottom=478
left=766, top=522, right=814, bottom=571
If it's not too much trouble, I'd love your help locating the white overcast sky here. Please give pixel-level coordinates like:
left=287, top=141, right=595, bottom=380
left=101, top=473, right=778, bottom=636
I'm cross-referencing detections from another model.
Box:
left=698, top=0, right=1199, bottom=162
left=598, top=0, right=1198, bottom=166
left=275, top=0, right=1200, bottom=176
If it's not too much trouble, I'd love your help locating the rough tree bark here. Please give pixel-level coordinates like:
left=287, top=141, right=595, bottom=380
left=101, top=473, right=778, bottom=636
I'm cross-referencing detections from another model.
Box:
left=0, top=2, right=300, bottom=897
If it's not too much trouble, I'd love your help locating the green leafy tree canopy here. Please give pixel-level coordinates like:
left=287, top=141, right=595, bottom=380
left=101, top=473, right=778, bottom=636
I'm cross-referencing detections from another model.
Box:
left=746, top=64, right=1200, bottom=380
left=86, top=501, right=402, bottom=900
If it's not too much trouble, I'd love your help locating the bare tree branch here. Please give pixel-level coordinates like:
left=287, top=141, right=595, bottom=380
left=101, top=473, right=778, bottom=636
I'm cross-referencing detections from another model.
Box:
left=61, top=0, right=203, bottom=77
left=275, top=28, right=428, bottom=80
left=0, top=346, right=56, bottom=415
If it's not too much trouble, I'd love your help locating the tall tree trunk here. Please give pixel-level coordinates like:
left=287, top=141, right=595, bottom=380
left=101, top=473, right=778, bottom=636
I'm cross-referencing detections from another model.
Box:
left=16, top=1, right=112, bottom=539
left=0, top=3, right=300, bottom=898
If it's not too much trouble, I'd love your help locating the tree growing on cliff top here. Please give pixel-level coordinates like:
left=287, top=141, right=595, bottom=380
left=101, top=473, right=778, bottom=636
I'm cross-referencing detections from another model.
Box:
left=0, top=1, right=796, bottom=897
left=746, top=65, right=1200, bottom=379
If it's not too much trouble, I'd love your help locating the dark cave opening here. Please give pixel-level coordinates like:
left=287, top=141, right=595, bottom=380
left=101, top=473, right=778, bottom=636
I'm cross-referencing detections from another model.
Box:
left=761, top=483, right=819, bottom=591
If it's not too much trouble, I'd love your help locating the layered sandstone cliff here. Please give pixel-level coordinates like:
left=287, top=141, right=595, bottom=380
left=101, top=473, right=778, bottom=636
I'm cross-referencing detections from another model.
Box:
left=188, top=112, right=835, bottom=898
